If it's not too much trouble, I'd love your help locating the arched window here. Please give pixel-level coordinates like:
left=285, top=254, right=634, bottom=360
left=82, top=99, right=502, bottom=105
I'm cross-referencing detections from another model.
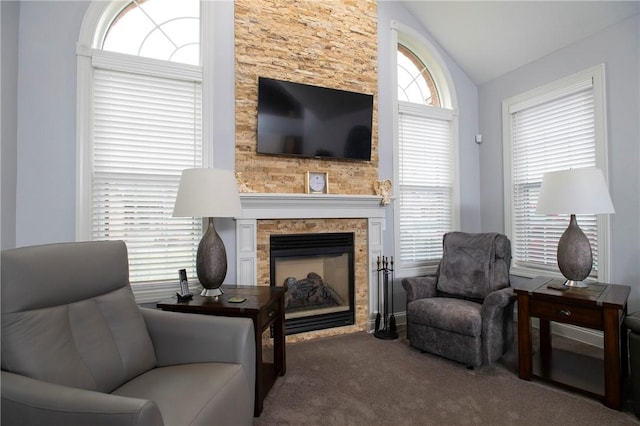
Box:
left=77, top=0, right=206, bottom=299
left=397, top=44, right=439, bottom=106
left=102, top=0, right=200, bottom=65
left=393, top=27, right=458, bottom=278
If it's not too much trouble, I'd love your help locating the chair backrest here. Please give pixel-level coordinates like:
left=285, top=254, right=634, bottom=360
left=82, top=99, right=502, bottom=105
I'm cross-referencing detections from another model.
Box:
left=1, top=241, right=157, bottom=393
left=436, top=232, right=511, bottom=299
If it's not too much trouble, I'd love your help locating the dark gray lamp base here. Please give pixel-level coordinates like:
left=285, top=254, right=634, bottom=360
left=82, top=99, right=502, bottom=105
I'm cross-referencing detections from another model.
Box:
left=557, top=214, right=593, bottom=288
left=197, top=217, right=228, bottom=297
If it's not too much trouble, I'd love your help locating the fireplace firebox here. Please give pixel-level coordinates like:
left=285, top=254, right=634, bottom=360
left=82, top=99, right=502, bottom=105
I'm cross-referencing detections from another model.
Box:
left=270, top=232, right=355, bottom=335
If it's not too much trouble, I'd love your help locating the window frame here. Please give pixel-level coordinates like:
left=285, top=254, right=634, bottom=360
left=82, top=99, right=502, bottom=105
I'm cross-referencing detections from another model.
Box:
left=390, top=21, right=460, bottom=278
left=76, top=1, right=215, bottom=302
left=502, top=64, right=611, bottom=282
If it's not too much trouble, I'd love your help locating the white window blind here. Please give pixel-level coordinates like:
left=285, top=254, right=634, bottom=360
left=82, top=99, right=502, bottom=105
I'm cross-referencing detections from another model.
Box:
left=398, top=102, right=452, bottom=270
left=92, top=66, right=203, bottom=283
left=510, top=78, right=600, bottom=275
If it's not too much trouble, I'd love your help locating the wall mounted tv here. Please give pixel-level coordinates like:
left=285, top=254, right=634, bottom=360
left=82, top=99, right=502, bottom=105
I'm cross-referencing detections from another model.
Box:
left=257, top=77, right=373, bottom=161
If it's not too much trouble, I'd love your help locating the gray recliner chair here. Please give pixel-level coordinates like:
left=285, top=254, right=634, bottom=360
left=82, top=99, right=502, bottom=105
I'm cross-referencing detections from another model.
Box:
left=402, top=232, right=516, bottom=367
left=1, top=240, right=255, bottom=426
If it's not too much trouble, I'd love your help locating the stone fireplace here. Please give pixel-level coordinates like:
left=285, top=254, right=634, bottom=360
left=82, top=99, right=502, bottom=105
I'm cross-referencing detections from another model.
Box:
left=232, top=0, right=379, bottom=341
left=235, top=193, right=385, bottom=340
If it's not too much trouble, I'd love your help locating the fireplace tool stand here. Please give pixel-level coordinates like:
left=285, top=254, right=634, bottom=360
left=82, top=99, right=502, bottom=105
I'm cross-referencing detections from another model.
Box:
left=374, top=256, right=398, bottom=340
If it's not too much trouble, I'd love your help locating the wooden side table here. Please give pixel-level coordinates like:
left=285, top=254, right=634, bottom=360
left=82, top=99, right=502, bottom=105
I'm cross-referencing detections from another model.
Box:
left=157, top=285, right=286, bottom=417
left=514, top=277, right=630, bottom=410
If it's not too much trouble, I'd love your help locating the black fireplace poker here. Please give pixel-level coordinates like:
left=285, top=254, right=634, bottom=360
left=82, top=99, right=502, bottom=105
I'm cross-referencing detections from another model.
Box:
left=374, top=255, right=398, bottom=340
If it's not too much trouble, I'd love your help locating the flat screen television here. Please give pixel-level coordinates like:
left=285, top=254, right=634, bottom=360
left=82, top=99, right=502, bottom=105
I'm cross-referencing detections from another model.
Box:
left=257, top=77, right=373, bottom=161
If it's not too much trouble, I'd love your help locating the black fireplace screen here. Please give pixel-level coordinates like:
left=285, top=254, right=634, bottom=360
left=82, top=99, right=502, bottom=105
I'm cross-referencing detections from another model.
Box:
left=270, top=232, right=355, bottom=335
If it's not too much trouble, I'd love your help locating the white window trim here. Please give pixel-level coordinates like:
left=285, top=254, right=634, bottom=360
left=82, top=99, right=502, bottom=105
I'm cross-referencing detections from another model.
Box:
left=390, top=21, right=460, bottom=278
left=76, top=1, right=215, bottom=303
left=502, top=64, right=611, bottom=282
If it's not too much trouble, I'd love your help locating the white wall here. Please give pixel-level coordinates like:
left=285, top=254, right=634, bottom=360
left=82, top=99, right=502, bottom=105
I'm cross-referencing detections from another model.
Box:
left=478, top=14, right=640, bottom=311
left=14, top=1, right=88, bottom=246
left=1, top=1, right=20, bottom=249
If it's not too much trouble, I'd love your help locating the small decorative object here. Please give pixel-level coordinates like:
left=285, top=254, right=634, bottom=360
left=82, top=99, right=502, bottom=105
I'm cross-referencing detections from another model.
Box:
left=173, top=168, right=242, bottom=298
left=373, top=179, right=392, bottom=206
left=536, top=167, right=614, bottom=288
left=374, top=255, right=398, bottom=340
left=235, top=172, right=254, bottom=193
left=305, top=171, right=329, bottom=194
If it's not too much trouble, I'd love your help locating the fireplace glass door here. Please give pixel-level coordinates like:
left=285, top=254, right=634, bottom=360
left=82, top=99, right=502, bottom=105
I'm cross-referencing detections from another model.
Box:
left=270, top=233, right=355, bottom=334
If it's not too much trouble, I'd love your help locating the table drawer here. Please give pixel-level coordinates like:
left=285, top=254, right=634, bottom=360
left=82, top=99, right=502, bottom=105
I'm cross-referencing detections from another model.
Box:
left=259, top=299, right=279, bottom=329
left=530, top=299, right=603, bottom=329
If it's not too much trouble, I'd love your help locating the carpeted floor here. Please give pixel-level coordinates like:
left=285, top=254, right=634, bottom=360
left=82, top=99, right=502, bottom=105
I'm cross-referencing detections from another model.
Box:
left=254, top=326, right=640, bottom=425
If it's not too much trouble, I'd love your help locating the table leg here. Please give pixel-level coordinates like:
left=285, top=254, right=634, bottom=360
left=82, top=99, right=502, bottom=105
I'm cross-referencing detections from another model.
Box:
left=252, top=316, right=264, bottom=417
left=621, top=305, right=629, bottom=379
left=517, top=293, right=532, bottom=380
left=274, top=294, right=286, bottom=376
left=603, top=306, right=622, bottom=410
left=538, top=318, right=552, bottom=375
left=539, top=319, right=551, bottom=357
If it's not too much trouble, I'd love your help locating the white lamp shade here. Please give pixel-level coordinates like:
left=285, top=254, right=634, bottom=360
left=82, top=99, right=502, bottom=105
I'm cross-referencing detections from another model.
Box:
left=536, top=167, right=614, bottom=215
left=173, top=168, right=242, bottom=218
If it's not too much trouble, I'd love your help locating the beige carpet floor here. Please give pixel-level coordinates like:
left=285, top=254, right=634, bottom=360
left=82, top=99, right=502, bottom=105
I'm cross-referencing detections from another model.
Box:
left=254, top=326, right=640, bottom=426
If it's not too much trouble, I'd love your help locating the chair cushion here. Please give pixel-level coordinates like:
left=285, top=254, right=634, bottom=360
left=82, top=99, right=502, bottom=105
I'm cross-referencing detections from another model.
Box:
left=112, top=363, right=253, bottom=426
left=1, top=241, right=130, bottom=313
left=436, top=232, right=510, bottom=299
left=407, top=298, right=482, bottom=337
left=1, top=241, right=157, bottom=393
left=1, top=286, right=157, bottom=393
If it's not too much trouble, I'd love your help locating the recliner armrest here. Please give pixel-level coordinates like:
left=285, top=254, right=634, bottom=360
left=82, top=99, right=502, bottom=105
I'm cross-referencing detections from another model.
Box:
left=141, top=308, right=255, bottom=402
left=481, top=287, right=516, bottom=316
left=1, top=371, right=163, bottom=426
left=401, top=276, right=438, bottom=303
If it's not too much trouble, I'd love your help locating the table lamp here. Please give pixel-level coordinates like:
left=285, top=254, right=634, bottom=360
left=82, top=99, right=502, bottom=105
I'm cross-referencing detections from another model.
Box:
left=173, top=168, right=242, bottom=297
left=535, top=167, right=614, bottom=287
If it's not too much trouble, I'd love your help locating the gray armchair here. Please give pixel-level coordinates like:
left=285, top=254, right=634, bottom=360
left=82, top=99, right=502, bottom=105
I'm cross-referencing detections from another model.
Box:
left=402, top=232, right=516, bottom=367
left=1, top=240, right=255, bottom=426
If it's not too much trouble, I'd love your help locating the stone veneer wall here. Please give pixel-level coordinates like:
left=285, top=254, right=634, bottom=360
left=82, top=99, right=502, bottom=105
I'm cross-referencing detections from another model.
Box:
left=234, top=0, right=378, bottom=195
left=257, top=219, right=368, bottom=342
left=235, top=0, right=378, bottom=342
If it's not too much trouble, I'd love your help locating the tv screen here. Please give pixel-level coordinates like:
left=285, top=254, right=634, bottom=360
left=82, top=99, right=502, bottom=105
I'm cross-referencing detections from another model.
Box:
left=257, top=77, right=373, bottom=161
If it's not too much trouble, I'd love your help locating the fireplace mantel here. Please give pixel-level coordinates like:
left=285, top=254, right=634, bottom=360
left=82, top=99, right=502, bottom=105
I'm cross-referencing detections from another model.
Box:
left=234, top=193, right=386, bottom=332
left=237, top=193, right=386, bottom=220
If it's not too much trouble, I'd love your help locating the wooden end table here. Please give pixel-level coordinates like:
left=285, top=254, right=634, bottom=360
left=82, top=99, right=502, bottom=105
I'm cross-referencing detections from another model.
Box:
left=157, top=285, right=286, bottom=417
left=514, top=277, right=630, bottom=410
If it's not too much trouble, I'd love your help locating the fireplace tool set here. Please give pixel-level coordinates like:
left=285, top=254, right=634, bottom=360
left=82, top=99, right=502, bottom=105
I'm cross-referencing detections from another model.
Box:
left=374, top=256, right=398, bottom=340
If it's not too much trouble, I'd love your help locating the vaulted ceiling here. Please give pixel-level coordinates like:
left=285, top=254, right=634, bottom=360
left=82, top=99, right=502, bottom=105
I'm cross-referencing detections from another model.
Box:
left=400, top=1, right=640, bottom=85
